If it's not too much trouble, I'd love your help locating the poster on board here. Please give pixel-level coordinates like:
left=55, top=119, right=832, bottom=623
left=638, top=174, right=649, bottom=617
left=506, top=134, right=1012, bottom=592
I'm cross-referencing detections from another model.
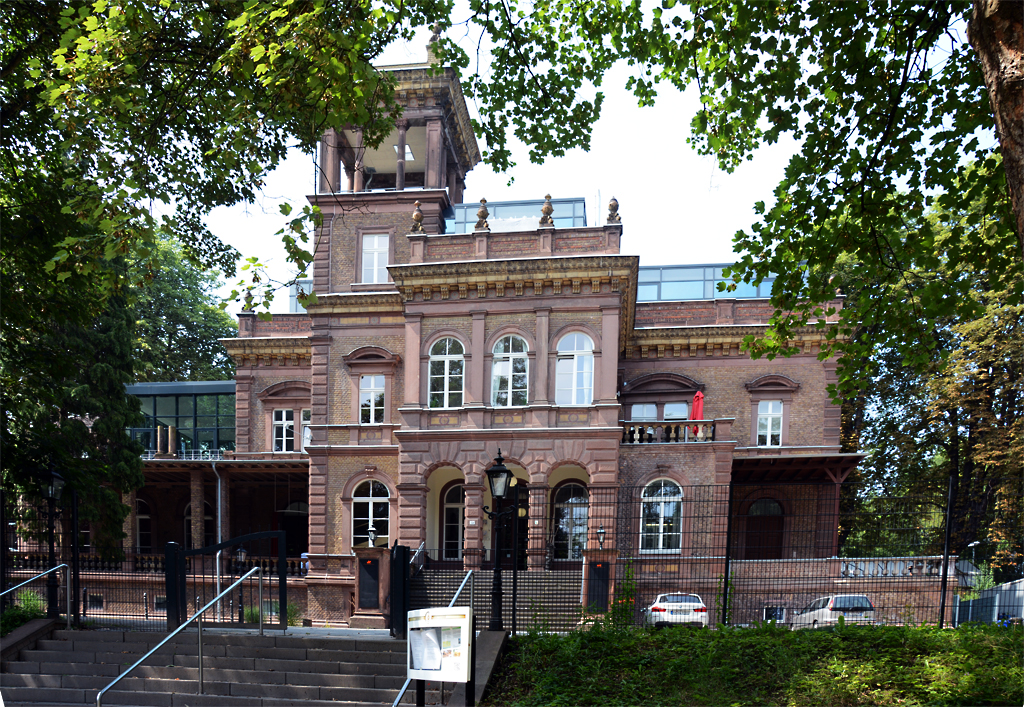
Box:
left=406, top=607, right=474, bottom=683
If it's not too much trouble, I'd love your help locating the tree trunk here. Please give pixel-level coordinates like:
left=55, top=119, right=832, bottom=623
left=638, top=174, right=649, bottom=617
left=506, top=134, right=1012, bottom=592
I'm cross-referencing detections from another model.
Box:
left=969, top=0, right=1024, bottom=257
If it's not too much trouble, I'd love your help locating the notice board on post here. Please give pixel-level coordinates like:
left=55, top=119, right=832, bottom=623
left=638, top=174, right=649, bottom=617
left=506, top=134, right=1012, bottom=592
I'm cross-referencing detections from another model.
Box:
left=406, top=607, right=474, bottom=683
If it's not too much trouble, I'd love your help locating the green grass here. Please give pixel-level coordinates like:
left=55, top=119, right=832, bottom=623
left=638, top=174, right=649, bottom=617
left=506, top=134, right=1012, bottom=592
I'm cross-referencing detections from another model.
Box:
left=483, top=623, right=1023, bottom=706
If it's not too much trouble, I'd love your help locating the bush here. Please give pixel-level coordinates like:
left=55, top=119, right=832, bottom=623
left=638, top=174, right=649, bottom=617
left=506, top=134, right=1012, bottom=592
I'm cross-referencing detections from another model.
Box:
left=286, top=603, right=302, bottom=627
left=1, top=591, right=47, bottom=637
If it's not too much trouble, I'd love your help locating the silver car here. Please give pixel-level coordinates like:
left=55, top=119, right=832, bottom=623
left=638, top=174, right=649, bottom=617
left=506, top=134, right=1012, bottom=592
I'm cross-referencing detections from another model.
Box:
left=642, top=592, right=710, bottom=628
left=790, top=594, right=875, bottom=629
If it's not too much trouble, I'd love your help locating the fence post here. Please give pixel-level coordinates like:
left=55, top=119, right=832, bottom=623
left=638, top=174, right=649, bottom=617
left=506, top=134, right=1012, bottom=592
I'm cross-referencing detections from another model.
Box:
left=71, top=490, right=81, bottom=628
left=721, top=482, right=735, bottom=626
left=937, top=469, right=955, bottom=629
left=277, top=530, right=287, bottom=630
left=164, top=542, right=180, bottom=631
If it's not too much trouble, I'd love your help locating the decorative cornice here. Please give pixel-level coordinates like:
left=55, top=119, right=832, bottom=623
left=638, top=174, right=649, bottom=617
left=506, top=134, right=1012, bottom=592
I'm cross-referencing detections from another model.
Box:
left=305, top=292, right=404, bottom=315
left=219, top=336, right=312, bottom=367
left=626, top=323, right=838, bottom=359
left=389, top=255, right=638, bottom=353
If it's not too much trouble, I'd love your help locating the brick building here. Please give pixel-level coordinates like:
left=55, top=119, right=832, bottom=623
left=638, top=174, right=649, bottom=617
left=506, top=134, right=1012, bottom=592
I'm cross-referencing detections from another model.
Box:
left=110, top=60, right=954, bottom=629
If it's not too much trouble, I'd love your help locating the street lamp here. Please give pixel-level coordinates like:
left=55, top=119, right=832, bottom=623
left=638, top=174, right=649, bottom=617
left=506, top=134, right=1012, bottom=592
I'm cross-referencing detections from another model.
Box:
left=44, top=470, right=65, bottom=619
left=967, top=540, right=981, bottom=624
left=367, top=524, right=378, bottom=548
left=236, top=547, right=248, bottom=623
left=483, top=450, right=513, bottom=631
left=597, top=524, right=606, bottom=550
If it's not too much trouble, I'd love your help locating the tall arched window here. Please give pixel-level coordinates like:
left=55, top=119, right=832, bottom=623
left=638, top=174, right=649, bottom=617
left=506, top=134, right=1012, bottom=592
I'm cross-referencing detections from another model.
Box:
left=429, top=338, right=465, bottom=409
left=137, top=499, right=152, bottom=552
left=353, top=481, right=390, bottom=548
left=555, top=333, right=594, bottom=406
left=745, top=498, right=784, bottom=560
left=491, top=335, right=528, bottom=407
left=442, top=484, right=465, bottom=560
left=641, top=480, right=682, bottom=552
left=553, top=484, right=589, bottom=560
left=184, top=501, right=215, bottom=549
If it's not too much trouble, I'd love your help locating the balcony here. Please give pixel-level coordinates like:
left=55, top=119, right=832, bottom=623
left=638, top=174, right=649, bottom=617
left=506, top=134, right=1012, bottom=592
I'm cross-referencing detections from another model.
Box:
left=620, top=419, right=716, bottom=444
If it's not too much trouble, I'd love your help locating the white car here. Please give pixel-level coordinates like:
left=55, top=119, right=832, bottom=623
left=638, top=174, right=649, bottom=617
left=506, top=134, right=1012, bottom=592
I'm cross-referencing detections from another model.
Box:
left=790, top=594, right=875, bottom=629
left=642, top=593, right=710, bottom=628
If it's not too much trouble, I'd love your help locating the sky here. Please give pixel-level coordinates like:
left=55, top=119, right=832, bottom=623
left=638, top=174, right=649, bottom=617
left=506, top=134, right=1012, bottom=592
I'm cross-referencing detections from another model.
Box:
left=207, top=26, right=799, bottom=314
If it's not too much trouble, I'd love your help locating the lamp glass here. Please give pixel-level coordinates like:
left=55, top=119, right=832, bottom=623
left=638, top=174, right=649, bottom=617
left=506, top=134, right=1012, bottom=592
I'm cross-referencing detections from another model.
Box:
left=48, top=472, right=65, bottom=503
left=368, top=525, right=378, bottom=547
left=486, top=452, right=513, bottom=500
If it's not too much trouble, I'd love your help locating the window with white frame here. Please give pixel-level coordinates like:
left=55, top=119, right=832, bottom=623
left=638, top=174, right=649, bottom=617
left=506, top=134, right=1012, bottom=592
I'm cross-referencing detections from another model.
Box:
left=360, top=375, right=385, bottom=424
left=272, top=409, right=295, bottom=452
left=361, top=234, right=389, bottom=284
left=429, top=338, right=465, bottom=409
left=555, top=333, right=594, bottom=406
left=631, top=404, right=657, bottom=421
left=664, top=402, right=689, bottom=420
left=442, top=484, right=465, bottom=560
left=491, top=335, right=528, bottom=407
left=353, top=480, right=390, bottom=548
left=757, top=400, right=783, bottom=447
left=300, top=409, right=312, bottom=451
left=641, top=479, right=682, bottom=552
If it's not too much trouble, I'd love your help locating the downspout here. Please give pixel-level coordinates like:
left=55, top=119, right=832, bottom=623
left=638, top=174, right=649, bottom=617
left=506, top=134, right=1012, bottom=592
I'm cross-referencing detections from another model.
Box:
left=212, top=461, right=222, bottom=621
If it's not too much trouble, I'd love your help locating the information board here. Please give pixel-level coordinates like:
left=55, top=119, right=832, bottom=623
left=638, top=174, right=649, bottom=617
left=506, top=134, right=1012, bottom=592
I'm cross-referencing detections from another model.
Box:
left=406, top=607, right=474, bottom=683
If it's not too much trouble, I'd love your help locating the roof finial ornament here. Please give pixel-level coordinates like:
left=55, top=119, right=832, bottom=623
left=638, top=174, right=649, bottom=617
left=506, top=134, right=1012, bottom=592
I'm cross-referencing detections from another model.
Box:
left=539, top=194, right=554, bottom=227
left=475, top=198, right=489, bottom=230
left=607, top=196, right=621, bottom=224
left=426, top=24, right=442, bottom=64
left=243, top=290, right=254, bottom=312
left=411, top=200, right=424, bottom=233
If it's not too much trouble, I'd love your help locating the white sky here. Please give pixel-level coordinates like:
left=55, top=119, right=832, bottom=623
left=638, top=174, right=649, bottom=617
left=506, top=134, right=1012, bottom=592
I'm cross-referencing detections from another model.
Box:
left=207, top=26, right=798, bottom=314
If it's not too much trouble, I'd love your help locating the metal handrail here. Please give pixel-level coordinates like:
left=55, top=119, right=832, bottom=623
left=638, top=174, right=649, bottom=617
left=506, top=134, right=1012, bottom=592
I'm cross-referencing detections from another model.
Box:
left=409, top=541, right=425, bottom=565
left=1, top=564, right=70, bottom=631
left=96, top=566, right=263, bottom=707
left=392, top=569, right=475, bottom=707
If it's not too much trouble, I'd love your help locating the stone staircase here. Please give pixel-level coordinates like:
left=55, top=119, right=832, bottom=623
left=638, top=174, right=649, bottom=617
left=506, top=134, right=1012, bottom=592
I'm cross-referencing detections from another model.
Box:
left=412, top=568, right=584, bottom=631
left=1, top=628, right=423, bottom=706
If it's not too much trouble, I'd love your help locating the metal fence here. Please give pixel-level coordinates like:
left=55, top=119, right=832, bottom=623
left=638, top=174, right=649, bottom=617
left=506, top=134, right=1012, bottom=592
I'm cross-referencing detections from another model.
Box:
left=410, top=483, right=1022, bottom=632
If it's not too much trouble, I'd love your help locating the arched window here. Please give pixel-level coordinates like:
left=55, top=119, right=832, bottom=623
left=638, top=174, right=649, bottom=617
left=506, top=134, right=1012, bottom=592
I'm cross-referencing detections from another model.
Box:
left=137, top=499, right=152, bottom=553
left=442, top=484, right=465, bottom=560
left=184, top=501, right=215, bottom=549
left=745, top=498, right=784, bottom=560
left=553, top=484, right=589, bottom=560
left=491, top=335, right=528, bottom=407
left=353, top=481, right=390, bottom=548
left=429, top=338, right=465, bottom=409
left=641, top=480, right=682, bottom=552
left=555, top=333, right=594, bottom=406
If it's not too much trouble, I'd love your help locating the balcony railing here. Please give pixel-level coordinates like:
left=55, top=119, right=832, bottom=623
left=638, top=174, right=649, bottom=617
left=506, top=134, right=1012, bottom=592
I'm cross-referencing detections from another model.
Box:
left=621, top=419, right=715, bottom=444
left=840, top=557, right=949, bottom=579
left=141, top=449, right=226, bottom=460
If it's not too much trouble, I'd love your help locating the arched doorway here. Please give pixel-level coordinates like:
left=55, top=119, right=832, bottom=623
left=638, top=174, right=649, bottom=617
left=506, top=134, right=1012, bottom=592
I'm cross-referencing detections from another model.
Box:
left=745, top=498, right=784, bottom=559
left=279, top=501, right=309, bottom=556
left=552, top=483, right=589, bottom=562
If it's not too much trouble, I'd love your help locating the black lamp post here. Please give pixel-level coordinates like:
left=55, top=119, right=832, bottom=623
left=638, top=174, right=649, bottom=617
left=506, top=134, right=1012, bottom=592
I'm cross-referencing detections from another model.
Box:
left=597, top=524, right=606, bottom=550
left=236, top=547, right=247, bottom=623
left=483, top=450, right=514, bottom=631
left=44, top=470, right=65, bottom=618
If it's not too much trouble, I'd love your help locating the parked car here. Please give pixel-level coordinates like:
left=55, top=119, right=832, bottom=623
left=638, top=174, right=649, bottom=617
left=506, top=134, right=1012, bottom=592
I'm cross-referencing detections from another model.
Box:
left=641, top=593, right=709, bottom=628
left=790, top=594, right=875, bottom=629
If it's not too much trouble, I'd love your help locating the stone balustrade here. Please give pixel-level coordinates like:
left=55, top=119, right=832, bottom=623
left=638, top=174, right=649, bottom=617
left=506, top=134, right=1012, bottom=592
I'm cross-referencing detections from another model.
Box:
left=620, top=419, right=715, bottom=444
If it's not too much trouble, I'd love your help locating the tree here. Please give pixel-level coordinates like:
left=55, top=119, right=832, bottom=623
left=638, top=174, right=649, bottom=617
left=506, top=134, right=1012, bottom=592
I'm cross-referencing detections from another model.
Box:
left=131, top=239, right=237, bottom=382
left=1, top=174, right=144, bottom=551
left=432, top=0, right=1024, bottom=400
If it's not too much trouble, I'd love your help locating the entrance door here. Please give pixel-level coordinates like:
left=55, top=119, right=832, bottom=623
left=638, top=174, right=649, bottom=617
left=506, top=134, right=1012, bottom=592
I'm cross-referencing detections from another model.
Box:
left=492, top=485, right=528, bottom=570
left=745, top=498, right=784, bottom=559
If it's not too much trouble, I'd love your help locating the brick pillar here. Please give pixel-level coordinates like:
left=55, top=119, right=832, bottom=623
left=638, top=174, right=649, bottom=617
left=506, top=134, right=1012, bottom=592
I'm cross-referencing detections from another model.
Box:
left=534, top=309, right=550, bottom=404
left=189, top=469, right=204, bottom=549
left=318, top=128, right=341, bottom=193
left=463, top=481, right=485, bottom=570
left=218, top=468, right=231, bottom=543
left=395, top=120, right=408, bottom=190
left=396, top=484, right=428, bottom=547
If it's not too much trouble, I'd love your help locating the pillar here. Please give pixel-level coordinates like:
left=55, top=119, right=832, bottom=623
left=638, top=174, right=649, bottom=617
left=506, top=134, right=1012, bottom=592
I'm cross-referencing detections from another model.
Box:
left=425, top=119, right=443, bottom=188
left=189, top=469, right=204, bottom=549
left=352, top=128, right=365, bottom=192
left=395, top=120, right=408, bottom=190
left=463, top=478, right=485, bottom=570
left=534, top=309, right=550, bottom=404
left=403, top=314, right=422, bottom=407
left=318, top=128, right=341, bottom=193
